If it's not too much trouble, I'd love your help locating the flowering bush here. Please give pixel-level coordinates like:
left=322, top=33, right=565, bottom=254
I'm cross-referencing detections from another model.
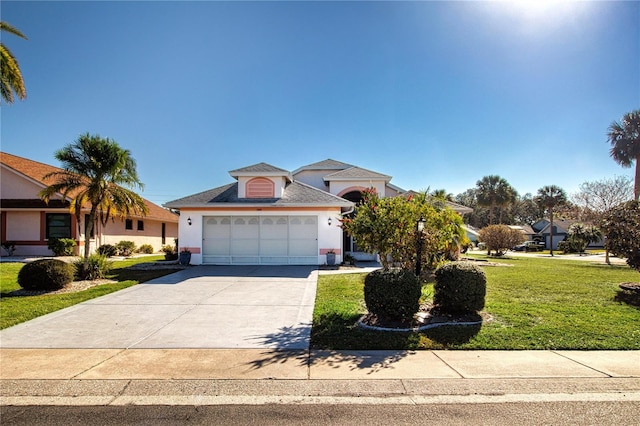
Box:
left=341, top=189, right=468, bottom=271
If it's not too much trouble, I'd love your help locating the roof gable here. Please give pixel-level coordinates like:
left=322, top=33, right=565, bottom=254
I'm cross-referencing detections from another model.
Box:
left=164, top=181, right=353, bottom=208
left=229, top=162, right=291, bottom=180
left=292, top=159, right=354, bottom=175
left=323, top=166, right=391, bottom=182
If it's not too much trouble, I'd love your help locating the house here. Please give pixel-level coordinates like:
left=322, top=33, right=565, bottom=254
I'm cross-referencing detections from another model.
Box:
left=508, top=225, right=538, bottom=241
left=164, top=159, right=473, bottom=265
left=0, top=152, right=179, bottom=256
left=532, top=218, right=604, bottom=250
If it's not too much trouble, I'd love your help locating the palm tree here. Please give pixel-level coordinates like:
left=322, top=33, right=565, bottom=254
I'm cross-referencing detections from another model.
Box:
left=431, top=189, right=454, bottom=201
left=607, top=109, right=640, bottom=200
left=476, top=175, right=513, bottom=225
left=535, top=185, right=567, bottom=256
left=1, top=21, right=27, bottom=104
left=39, top=133, right=148, bottom=276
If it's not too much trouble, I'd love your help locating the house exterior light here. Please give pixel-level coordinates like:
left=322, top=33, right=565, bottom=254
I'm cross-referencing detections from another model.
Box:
left=416, top=216, right=426, bottom=276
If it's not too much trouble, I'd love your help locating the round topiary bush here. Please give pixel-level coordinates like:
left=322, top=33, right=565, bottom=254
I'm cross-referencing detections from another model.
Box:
left=364, top=269, right=421, bottom=321
left=434, top=261, right=486, bottom=314
left=17, top=259, right=75, bottom=291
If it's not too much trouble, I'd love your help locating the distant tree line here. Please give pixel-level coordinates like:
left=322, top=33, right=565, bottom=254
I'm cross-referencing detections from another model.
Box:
left=452, top=175, right=634, bottom=229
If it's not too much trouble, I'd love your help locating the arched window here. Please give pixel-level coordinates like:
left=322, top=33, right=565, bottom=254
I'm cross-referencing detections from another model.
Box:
left=246, top=177, right=274, bottom=198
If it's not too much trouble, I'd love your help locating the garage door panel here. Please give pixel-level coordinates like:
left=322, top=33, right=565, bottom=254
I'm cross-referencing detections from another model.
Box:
left=231, top=239, right=259, bottom=256
left=261, top=239, right=288, bottom=256
left=203, top=215, right=318, bottom=265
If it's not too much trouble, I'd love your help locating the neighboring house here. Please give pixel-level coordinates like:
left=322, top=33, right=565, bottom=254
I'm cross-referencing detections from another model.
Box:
left=164, top=159, right=473, bottom=266
left=533, top=218, right=604, bottom=250
left=465, top=225, right=480, bottom=245
left=508, top=225, right=538, bottom=242
left=0, top=152, right=179, bottom=256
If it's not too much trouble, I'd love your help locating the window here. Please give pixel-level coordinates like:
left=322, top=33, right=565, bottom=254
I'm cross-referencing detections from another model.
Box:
left=46, top=214, right=71, bottom=239
left=137, top=220, right=144, bottom=231
left=125, top=219, right=133, bottom=230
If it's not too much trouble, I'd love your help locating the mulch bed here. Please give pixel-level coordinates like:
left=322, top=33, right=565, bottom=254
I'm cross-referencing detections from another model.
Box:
left=358, top=303, right=492, bottom=332
left=4, top=279, right=118, bottom=297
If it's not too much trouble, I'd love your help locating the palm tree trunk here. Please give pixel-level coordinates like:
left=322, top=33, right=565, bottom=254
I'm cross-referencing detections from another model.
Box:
left=635, top=157, right=639, bottom=200
left=549, top=210, right=554, bottom=257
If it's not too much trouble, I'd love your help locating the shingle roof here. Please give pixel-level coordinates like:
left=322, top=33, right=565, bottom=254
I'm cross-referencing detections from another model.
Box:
left=229, top=162, right=290, bottom=175
left=292, top=159, right=354, bottom=175
left=323, top=166, right=391, bottom=181
left=1, top=152, right=178, bottom=222
left=164, top=181, right=353, bottom=208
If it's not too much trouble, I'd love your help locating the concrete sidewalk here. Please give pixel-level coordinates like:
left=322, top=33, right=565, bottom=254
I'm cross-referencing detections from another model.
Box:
left=2, top=349, right=639, bottom=405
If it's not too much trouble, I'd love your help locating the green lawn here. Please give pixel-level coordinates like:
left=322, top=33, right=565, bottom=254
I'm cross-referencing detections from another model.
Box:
left=0, top=256, right=182, bottom=329
left=311, top=255, right=640, bottom=350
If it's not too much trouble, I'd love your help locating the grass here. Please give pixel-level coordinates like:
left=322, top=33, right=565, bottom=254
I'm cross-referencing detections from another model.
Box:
left=0, top=255, right=182, bottom=329
left=311, top=255, right=640, bottom=350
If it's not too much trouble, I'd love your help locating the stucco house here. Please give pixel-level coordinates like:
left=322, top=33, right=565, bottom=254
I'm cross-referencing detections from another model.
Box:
left=0, top=152, right=179, bottom=256
left=164, top=159, right=472, bottom=265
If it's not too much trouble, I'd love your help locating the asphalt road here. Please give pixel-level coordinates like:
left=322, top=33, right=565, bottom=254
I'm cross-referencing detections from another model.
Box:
left=2, top=402, right=639, bottom=426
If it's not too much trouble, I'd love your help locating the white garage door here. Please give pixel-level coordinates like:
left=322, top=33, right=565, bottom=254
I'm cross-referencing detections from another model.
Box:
left=202, top=215, right=318, bottom=265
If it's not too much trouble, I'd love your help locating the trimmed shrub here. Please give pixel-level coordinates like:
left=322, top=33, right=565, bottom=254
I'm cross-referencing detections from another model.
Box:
left=47, top=238, right=77, bottom=256
left=115, top=241, right=136, bottom=256
left=96, top=244, right=117, bottom=257
left=74, top=254, right=112, bottom=280
left=17, top=259, right=75, bottom=291
left=364, top=269, right=421, bottom=320
left=434, top=261, right=486, bottom=313
left=138, top=244, right=154, bottom=254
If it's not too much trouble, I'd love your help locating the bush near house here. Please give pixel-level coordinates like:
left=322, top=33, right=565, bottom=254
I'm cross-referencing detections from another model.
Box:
left=364, top=269, right=421, bottom=321
left=74, top=254, right=111, bottom=280
left=47, top=238, right=77, bottom=256
left=138, top=244, right=154, bottom=254
left=434, top=261, right=486, bottom=314
left=478, top=225, right=524, bottom=256
left=1, top=241, right=16, bottom=256
left=341, top=189, right=467, bottom=272
left=115, top=241, right=136, bottom=257
left=96, top=244, right=118, bottom=257
left=17, top=259, right=75, bottom=291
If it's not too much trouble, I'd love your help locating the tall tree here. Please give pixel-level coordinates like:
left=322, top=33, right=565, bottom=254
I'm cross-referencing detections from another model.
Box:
left=476, top=175, right=514, bottom=225
left=0, top=21, right=27, bottom=104
left=572, top=175, right=633, bottom=263
left=535, top=185, right=567, bottom=256
left=572, top=176, right=634, bottom=220
left=607, top=109, right=640, bottom=200
left=39, top=133, right=148, bottom=276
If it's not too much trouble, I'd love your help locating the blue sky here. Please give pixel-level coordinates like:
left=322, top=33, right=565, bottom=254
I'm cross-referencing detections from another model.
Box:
left=2, top=1, right=638, bottom=206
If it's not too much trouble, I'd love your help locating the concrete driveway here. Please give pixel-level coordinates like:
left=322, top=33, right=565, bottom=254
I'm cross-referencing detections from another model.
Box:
left=0, top=265, right=318, bottom=350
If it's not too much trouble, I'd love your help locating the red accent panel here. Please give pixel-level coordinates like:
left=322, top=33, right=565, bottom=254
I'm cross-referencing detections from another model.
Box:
left=181, top=247, right=201, bottom=254
left=320, top=248, right=341, bottom=255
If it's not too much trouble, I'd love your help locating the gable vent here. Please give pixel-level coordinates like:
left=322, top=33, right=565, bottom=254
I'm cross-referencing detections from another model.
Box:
left=246, top=177, right=275, bottom=198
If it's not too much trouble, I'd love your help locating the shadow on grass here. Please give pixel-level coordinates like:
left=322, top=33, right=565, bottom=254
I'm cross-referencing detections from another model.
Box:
left=614, top=290, right=640, bottom=307
left=244, top=312, right=483, bottom=372
left=422, top=320, right=483, bottom=347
